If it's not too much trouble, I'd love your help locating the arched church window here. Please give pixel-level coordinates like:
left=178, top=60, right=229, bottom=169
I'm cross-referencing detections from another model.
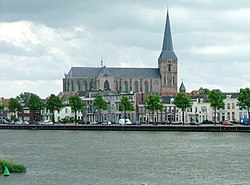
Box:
left=134, top=81, right=139, bottom=93
left=104, top=80, right=110, bottom=90
left=77, top=80, right=81, bottom=91
left=84, top=80, right=88, bottom=91
left=144, top=81, right=149, bottom=93
left=116, top=81, right=119, bottom=92
left=164, top=76, right=166, bottom=84
left=124, top=81, right=128, bottom=93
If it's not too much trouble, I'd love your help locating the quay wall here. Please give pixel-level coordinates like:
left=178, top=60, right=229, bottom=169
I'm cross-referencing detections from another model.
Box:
left=0, top=124, right=250, bottom=132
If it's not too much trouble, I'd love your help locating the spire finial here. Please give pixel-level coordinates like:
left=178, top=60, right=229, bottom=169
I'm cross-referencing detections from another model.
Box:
left=101, top=59, right=103, bottom=67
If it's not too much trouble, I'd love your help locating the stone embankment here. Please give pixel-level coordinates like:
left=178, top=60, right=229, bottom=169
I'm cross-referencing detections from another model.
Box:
left=0, top=124, right=250, bottom=132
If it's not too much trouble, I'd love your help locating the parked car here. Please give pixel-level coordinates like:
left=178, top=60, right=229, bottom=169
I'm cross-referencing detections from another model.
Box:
left=223, top=121, right=233, bottom=126
left=41, top=120, right=53, bottom=125
left=119, top=119, right=132, bottom=125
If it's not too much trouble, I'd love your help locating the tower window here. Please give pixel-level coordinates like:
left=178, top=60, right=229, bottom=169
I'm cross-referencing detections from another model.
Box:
left=164, top=76, right=166, bottom=84
left=168, top=64, right=171, bottom=72
left=172, top=76, right=175, bottom=85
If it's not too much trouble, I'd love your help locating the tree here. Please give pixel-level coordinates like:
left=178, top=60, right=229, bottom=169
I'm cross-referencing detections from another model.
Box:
left=18, top=92, right=32, bottom=102
left=93, top=94, right=108, bottom=124
left=118, top=96, right=135, bottom=119
left=68, top=95, right=84, bottom=124
left=237, top=87, right=250, bottom=121
left=173, top=93, right=192, bottom=124
left=0, top=104, right=4, bottom=122
left=208, top=90, right=225, bottom=124
left=27, top=93, right=44, bottom=121
left=144, top=94, right=164, bottom=123
left=8, top=98, right=23, bottom=120
left=46, top=94, right=64, bottom=123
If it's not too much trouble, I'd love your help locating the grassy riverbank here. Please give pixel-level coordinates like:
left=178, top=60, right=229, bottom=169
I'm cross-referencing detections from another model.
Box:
left=0, top=157, right=26, bottom=174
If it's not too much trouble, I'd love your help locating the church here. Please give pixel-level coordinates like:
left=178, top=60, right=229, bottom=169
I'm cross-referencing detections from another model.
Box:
left=63, top=10, right=178, bottom=95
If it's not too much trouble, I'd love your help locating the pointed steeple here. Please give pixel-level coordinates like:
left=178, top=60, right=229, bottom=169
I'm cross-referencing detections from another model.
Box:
left=159, top=10, right=177, bottom=60
left=179, top=80, right=186, bottom=93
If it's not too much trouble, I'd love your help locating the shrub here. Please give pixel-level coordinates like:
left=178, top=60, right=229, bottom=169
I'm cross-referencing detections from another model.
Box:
left=0, top=157, right=26, bottom=174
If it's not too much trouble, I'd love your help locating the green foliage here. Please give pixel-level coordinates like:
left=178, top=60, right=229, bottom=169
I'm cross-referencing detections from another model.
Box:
left=173, top=93, right=192, bottom=111
left=198, top=88, right=210, bottom=96
left=8, top=98, right=23, bottom=119
left=93, top=94, right=108, bottom=123
left=17, top=92, right=32, bottom=102
left=118, top=96, right=135, bottom=119
left=0, top=158, right=26, bottom=174
left=208, top=90, right=225, bottom=123
left=144, top=95, right=163, bottom=122
left=237, top=88, right=250, bottom=118
left=27, top=93, right=44, bottom=112
left=0, top=104, right=4, bottom=111
left=46, top=94, right=64, bottom=122
left=173, top=93, right=192, bottom=123
left=68, top=95, right=84, bottom=122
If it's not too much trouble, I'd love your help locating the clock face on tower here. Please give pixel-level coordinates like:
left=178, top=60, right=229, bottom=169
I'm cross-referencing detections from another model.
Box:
left=167, top=59, right=172, bottom=64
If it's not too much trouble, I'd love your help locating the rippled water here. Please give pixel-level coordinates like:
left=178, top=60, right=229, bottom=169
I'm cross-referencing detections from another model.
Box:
left=0, top=130, right=250, bottom=185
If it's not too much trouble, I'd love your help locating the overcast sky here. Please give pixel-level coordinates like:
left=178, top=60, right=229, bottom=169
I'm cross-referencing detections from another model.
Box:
left=1, top=0, right=250, bottom=98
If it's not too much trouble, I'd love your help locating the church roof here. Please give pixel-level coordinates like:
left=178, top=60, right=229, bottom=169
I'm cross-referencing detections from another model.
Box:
left=65, top=67, right=160, bottom=79
left=158, top=10, right=177, bottom=60
left=97, top=66, right=114, bottom=78
left=179, top=81, right=186, bottom=92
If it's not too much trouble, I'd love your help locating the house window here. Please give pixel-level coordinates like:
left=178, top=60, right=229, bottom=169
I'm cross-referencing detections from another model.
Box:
left=227, top=112, right=230, bottom=120
left=232, top=103, right=235, bottom=109
left=232, top=112, right=235, bottom=120
left=227, top=103, right=230, bottom=109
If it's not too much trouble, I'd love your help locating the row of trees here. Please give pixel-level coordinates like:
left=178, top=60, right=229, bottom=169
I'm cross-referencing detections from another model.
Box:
left=1, top=87, right=250, bottom=124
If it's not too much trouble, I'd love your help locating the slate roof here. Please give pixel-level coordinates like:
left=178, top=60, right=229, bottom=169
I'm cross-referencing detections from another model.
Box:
left=65, top=67, right=160, bottom=79
left=158, top=11, right=177, bottom=60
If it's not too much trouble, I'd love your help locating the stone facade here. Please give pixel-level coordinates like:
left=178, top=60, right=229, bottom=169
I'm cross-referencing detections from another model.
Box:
left=63, top=11, right=178, bottom=95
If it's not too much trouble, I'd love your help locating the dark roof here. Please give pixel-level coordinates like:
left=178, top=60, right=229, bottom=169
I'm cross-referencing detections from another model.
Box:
left=158, top=11, right=177, bottom=60
left=65, top=67, right=160, bottom=79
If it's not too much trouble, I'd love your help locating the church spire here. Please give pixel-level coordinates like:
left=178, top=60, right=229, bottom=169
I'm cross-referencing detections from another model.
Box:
left=158, top=10, right=177, bottom=61
left=162, top=10, right=173, bottom=51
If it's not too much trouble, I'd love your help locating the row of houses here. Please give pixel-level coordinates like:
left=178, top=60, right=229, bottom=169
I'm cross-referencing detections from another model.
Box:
left=38, top=90, right=250, bottom=124
left=0, top=89, right=248, bottom=124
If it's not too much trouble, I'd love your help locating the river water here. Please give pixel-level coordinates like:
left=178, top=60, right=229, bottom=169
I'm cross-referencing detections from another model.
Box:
left=0, top=130, right=249, bottom=185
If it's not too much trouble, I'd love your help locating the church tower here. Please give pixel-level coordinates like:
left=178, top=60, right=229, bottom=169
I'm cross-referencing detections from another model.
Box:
left=158, top=10, right=178, bottom=95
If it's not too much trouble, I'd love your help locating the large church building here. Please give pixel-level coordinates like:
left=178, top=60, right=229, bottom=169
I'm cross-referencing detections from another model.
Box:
left=63, top=10, right=178, bottom=95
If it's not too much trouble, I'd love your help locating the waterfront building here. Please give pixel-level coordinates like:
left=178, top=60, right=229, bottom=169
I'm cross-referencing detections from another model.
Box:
left=63, top=10, right=178, bottom=96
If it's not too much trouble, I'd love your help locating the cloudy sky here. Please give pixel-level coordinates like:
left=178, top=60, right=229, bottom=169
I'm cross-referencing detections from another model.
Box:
left=1, top=0, right=250, bottom=98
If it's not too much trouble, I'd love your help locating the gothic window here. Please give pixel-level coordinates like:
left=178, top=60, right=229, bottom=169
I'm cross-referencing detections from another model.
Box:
left=124, top=80, right=129, bottom=93
left=104, top=80, right=110, bottom=90
left=164, top=76, right=166, bottom=84
left=144, top=81, right=149, bottom=93
left=77, top=80, right=81, bottom=91
left=89, top=80, right=93, bottom=90
left=84, top=80, right=88, bottom=91
left=134, top=81, right=139, bottom=93
left=154, top=80, right=158, bottom=85
left=116, top=81, right=119, bottom=92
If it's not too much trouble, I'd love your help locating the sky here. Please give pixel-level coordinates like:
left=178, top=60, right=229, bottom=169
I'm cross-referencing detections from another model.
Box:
left=1, top=0, right=250, bottom=99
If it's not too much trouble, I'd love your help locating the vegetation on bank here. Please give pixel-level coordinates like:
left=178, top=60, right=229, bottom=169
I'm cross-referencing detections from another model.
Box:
left=0, top=157, right=26, bottom=174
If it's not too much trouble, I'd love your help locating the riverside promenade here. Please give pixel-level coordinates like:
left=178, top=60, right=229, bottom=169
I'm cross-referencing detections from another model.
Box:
left=0, top=124, right=250, bottom=132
